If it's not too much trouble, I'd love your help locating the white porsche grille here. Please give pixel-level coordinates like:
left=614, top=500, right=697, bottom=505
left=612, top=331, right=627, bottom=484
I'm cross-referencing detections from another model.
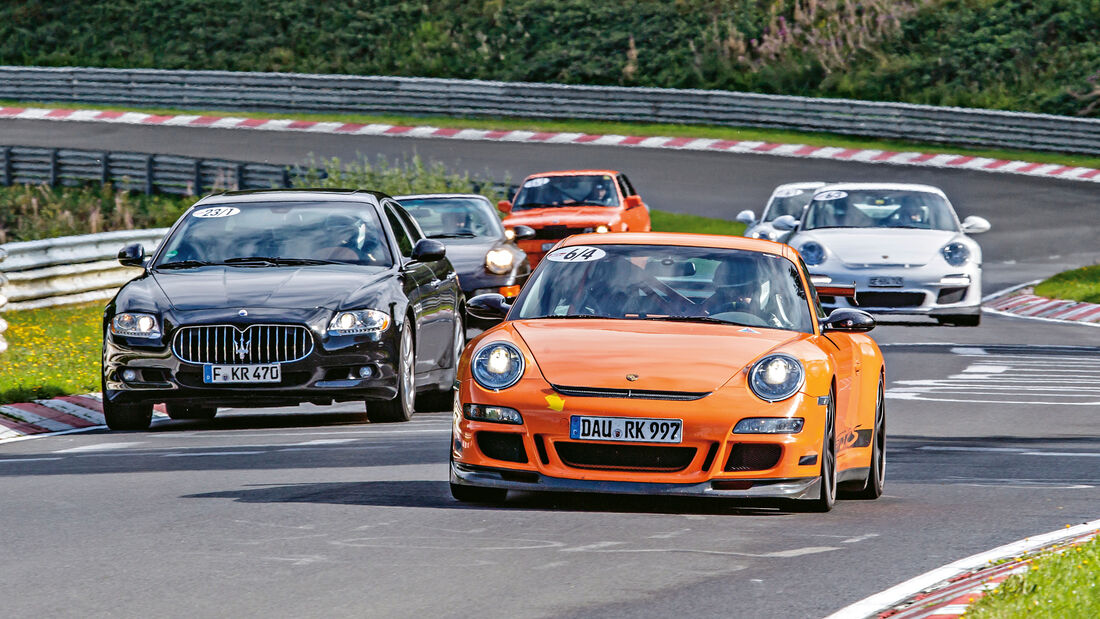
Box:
left=172, top=324, right=314, bottom=364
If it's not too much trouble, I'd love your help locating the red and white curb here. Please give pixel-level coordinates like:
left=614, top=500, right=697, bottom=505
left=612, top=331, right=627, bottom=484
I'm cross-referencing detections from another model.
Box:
left=0, top=393, right=167, bottom=443
left=3, top=106, right=1100, bottom=184
left=825, top=518, right=1100, bottom=618
left=983, top=280, right=1100, bottom=327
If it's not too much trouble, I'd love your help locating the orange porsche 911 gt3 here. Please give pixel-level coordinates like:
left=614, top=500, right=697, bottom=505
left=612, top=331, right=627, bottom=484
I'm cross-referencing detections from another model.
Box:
left=451, top=233, right=886, bottom=512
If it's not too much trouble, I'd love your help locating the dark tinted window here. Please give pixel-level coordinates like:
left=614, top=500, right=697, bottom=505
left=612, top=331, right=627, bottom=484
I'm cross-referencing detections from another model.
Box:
left=385, top=205, right=414, bottom=257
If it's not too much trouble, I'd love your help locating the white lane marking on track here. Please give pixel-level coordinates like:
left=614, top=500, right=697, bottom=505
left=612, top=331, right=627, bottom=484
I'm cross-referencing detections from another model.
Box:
left=0, top=457, right=63, bottom=463
left=1020, top=451, right=1100, bottom=458
left=841, top=534, right=879, bottom=544
left=562, top=541, right=626, bottom=552
left=962, top=365, right=1009, bottom=373
left=161, top=451, right=264, bottom=457
left=292, top=438, right=360, bottom=446
left=53, top=442, right=142, bottom=453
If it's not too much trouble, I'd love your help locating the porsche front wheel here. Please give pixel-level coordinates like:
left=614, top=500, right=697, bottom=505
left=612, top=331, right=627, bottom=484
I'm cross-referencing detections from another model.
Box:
left=845, top=377, right=886, bottom=500
left=792, top=387, right=837, bottom=512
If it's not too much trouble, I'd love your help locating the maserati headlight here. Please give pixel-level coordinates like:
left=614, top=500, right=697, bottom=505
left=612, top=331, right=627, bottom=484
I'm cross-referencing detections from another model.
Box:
left=748, top=354, right=805, bottom=402
left=472, top=342, right=525, bottom=391
left=941, top=242, right=971, bottom=267
left=485, top=248, right=514, bottom=274
left=111, top=313, right=161, bottom=338
left=799, top=241, right=826, bottom=266
left=328, top=309, right=391, bottom=335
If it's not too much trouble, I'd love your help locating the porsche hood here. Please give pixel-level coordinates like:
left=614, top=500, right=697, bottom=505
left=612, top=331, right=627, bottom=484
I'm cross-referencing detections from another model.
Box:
left=799, top=228, right=959, bottom=266
left=511, top=319, right=802, bottom=393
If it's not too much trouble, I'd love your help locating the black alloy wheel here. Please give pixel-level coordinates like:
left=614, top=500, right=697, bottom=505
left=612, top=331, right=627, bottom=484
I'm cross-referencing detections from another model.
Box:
left=367, top=322, right=416, bottom=423
left=791, top=386, right=837, bottom=512
left=847, top=376, right=886, bottom=500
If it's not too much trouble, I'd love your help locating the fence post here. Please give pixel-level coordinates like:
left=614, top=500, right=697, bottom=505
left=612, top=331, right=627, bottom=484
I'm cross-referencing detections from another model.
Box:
left=193, top=159, right=202, bottom=195
left=49, top=148, right=59, bottom=187
left=101, top=152, right=110, bottom=186
left=235, top=163, right=245, bottom=190
left=1, top=146, right=10, bottom=186
left=144, top=155, right=155, bottom=195
left=281, top=166, right=291, bottom=188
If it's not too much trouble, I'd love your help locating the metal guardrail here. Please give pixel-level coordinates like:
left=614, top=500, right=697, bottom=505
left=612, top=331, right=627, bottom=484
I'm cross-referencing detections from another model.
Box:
left=0, top=145, right=293, bottom=195
left=0, top=229, right=166, bottom=312
left=1, top=65, right=1099, bottom=155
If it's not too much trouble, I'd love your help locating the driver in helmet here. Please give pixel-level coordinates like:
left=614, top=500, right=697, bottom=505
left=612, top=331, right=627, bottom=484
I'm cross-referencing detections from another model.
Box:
left=583, top=180, right=617, bottom=206
left=702, top=257, right=761, bottom=317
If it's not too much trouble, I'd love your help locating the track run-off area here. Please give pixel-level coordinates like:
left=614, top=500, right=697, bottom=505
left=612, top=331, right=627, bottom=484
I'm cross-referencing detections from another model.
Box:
left=1, top=117, right=1098, bottom=618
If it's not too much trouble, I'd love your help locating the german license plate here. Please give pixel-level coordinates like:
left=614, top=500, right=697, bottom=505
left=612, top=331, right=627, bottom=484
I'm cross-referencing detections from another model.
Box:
left=869, top=276, right=903, bottom=288
left=541, top=242, right=557, bottom=251
left=203, top=364, right=281, bottom=384
left=570, top=415, right=683, bottom=443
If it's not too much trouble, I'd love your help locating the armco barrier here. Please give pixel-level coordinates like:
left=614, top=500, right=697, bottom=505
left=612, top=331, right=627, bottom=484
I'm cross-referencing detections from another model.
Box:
left=0, top=229, right=166, bottom=312
left=0, top=145, right=292, bottom=195
left=1, top=66, right=1099, bottom=155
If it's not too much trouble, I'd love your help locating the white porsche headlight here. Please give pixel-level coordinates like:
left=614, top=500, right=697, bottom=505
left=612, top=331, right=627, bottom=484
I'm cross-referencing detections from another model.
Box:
left=486, top=248, right=514, bottom=274
left=328, top=309, right=391, bottom=335
left=472, top=342, right=525, bottom=391
left=941, top=242, right=971, bottom=267
left=799, top=241, right=826, bottom=266
left=748, top=354, right=805, bottom=402
left=111, top=313, right=161, bottom=338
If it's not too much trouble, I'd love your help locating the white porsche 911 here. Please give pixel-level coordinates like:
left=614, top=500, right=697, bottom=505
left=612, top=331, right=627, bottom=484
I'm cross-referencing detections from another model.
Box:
left=777, top=183, right=991, bottom=326
left=736, top=181, right=829, bottom=243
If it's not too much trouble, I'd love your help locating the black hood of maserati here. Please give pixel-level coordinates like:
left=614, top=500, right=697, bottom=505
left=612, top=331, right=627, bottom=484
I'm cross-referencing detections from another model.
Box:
left=148, top=264, right=392, bottom=311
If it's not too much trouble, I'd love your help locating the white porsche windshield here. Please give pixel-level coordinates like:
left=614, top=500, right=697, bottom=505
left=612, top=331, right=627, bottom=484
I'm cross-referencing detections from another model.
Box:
left=156, top=201, right=393, bottom=268
left=514, top=244, right=814, bottom=333
left=803, top=189, right=959, bottom=231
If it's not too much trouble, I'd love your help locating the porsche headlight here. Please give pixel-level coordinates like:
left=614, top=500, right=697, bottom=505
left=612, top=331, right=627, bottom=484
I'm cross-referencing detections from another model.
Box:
left=751, top=230, right=773, bottom=241
left=748, top=354, right=805, bottom=402
left=485, top=248, right=514, bottom=274
left=472, top=342, right=525, bottom=391
left=733, top=417, right=805, bottom=434
left=941, top=242, right=970, bottom=267
left=111, top=313, right=161, bottom=338
left=799, top=241, right=826, bottom=266
left=328, top=309, right=391, bottom=335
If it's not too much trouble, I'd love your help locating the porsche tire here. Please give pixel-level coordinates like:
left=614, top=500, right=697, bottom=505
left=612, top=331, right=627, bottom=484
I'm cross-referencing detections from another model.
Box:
left=450, top=482, right=507, bottom=504
left=840, top=377, right=885, bottom=500
left=367, top=322, right=415, bottom=423
left=104, top=399, right=154, bottom=431
left=790, top=387, right=837, bottom=512
left=165, top=404, right=218, bottom=421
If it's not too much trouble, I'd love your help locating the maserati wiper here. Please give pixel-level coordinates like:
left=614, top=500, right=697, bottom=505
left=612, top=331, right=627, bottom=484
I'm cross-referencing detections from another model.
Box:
left=221, top=256, right=341, bottom=266
left=155, top=260, right=215, bottom=270
left=429, top=232, right=480, bottom=238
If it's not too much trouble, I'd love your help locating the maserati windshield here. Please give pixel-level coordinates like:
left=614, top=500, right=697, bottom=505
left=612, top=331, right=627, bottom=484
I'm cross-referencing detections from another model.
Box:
left=802, top=189, right=959, bottom=231
left=514, top=244, right=814, bottom=333
left=512, top=175, right=619, bottom=210
left=156, top=202, right=393, bottom=268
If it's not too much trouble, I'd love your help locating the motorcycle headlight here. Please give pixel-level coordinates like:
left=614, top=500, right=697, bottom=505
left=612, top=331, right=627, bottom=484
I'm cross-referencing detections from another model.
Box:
left=748, top=354, right=805, bottom=402
left=472, top=342, right=525, bottom=391
left=111, top=313, right=161, bottom=338
left=328, top=309, right=391, bottom=335
left=941, top=242, right=971, bottom=267
left=485, top=248, right=514, bottom=274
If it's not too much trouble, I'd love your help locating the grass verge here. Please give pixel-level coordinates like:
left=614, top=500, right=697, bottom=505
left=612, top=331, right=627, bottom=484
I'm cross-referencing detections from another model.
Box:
left=966, top=535, right=1100, bottom=618
left=0, top=302, right=102, bottom=404
left=0, top=210, right=740, bottom=405
left=6, top=99, right=1100, bottom=170
left=1034, top=265, right=1100, bottom=304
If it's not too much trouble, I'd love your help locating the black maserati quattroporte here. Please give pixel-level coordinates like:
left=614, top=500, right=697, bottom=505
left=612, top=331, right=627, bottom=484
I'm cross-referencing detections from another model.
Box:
left=101, top=189, right=465, bottom=430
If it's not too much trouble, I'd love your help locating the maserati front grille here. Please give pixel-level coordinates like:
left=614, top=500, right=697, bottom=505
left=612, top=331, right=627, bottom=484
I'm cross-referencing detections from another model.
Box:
left=172, top=324, right=314, bottom=364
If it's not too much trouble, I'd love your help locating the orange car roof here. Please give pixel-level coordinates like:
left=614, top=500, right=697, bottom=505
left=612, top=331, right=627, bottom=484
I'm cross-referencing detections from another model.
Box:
left=525, top=169, right=621, bottom=178
left=558, top=232, right=798, bottom=261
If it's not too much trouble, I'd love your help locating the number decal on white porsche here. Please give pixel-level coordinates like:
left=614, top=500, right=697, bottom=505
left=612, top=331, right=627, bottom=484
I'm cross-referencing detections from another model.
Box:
left=546, top=246, right=606, bottom=263
left=814, top=190, right=848, bottom=201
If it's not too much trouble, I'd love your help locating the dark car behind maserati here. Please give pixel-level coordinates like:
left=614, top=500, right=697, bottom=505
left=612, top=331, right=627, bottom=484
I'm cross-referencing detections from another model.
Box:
left=101, top=189, right=465, bottom=430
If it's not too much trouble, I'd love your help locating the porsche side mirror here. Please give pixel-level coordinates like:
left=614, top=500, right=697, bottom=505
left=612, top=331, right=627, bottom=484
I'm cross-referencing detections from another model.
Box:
left=822, top=308, right=875, bottom=333
left=497, top=200, right=513, bottom=214
left=735, top=209, right=756, bottom=225
left=410, top=238, right=446, bottom=263
left=118, top=243, right=146, bottom=267
left=510, top=225, right=536, bottom=241
left=772, top=215, right=799, bottom=231
left=623, top=195, right=644, bottom=209
left=961, top=216, right=991, bottom=234
left=467, top=293, right=511, bottom=321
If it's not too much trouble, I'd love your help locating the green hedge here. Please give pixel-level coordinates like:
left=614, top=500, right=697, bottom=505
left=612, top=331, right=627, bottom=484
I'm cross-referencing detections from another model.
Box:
left=1, top=1, right=1097, bottom=117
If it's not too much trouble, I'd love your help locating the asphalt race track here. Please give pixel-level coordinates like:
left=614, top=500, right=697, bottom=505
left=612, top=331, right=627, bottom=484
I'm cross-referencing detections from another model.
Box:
left=1, top=118, right=1098, bottom=618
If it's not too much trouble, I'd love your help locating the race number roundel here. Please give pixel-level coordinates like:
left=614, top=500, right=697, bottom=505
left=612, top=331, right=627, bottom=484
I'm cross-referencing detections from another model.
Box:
left=546, top=246, right=607, bottom=263
left=193, top=207, right=240, bottom=218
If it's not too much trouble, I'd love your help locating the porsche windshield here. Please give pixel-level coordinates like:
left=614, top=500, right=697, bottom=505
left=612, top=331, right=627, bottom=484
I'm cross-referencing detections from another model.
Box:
left=512, top=175, right=619, bottom=210
left=763, top=187, right=817, bottom=221
left=515, top=244, right=814, bottom=333
left=155, top=202, right=393, bottom=268
left=803, top=189, right=958, bottom=231
left=400, top=197, right=504, bottom=239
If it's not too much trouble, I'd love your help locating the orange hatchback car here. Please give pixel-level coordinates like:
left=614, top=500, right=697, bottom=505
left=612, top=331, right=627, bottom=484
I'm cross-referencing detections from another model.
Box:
left=498, top=170, right=651, bottom=267
left=452, top=233, right=886, bottom=512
